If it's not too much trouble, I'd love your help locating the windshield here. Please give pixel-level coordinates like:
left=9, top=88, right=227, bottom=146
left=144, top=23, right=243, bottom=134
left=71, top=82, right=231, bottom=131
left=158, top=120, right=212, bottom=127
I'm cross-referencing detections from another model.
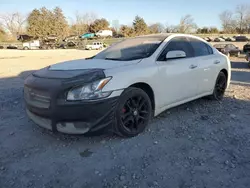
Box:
left=93, top=37, right=163, bottom=61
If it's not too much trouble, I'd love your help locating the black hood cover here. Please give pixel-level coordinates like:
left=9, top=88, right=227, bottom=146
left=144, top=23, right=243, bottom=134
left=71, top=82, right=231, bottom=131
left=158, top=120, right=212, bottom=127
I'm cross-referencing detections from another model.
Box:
left=32, top=67, right=105, bottom=84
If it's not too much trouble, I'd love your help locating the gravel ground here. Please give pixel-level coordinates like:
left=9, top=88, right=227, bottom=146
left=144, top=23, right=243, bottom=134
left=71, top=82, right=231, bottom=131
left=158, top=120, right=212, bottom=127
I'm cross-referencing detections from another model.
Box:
left=0, top=50, right=250, bottom=188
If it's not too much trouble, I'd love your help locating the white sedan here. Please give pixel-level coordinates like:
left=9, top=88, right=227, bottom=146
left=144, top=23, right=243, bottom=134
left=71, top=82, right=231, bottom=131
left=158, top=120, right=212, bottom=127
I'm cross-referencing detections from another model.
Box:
left=24, top=34, right=231, bottom=137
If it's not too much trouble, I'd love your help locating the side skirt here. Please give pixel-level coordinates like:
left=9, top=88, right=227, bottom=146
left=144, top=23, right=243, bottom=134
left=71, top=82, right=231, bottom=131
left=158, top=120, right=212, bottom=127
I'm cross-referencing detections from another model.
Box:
left=154, top=92, right=213, bottom=117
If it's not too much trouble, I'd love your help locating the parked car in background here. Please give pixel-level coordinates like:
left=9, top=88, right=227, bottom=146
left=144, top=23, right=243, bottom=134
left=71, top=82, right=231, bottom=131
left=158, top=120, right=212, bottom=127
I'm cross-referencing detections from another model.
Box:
left=63, top=35, right=79, bottom=42
left=206, top=37, right=214, bottom=42
left=96, top=30, right=113, bottom=38
left=59, top=41, right=78, bottom=49
left=22, top=40, right=40, bottom=50
left=214, top=37, right=225, bottom=42
left=80, top=33, right=95, bottom=39
left=0, top=45, right=4, bottom=49
left=225, top=37, right=236, bottom=42
left=17, top=34, right=34, bottom=42
left=220, top=36, right=227, bottom=40
left=246, top=52, right=250, bottom=61
left=235, top=36, right=249, bottom=42
left=214, top=44, right=241, bottom=57
left=243, top=43, right=250, bottom=53
left=24, top=34, right=231, bottom=137
left=85, top=42, right=103, bottom=50
left=6, top=45, right=18, bottom=49
left=246, top=52, right=250, bottom=68
left=204, top=37, right=209, bottom=42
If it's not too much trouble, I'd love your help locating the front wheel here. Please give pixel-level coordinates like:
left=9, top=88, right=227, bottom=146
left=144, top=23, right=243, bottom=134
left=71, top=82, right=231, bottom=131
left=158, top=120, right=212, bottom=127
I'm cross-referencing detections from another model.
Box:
left=114, top=87, right=152, bottom=137
left=210, top=72, right=227, bottom=100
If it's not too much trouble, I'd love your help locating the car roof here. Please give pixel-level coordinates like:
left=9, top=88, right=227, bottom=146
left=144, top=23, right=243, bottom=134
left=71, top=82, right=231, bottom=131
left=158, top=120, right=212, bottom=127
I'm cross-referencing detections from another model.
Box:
left=132, top=33, right=207, bottom=42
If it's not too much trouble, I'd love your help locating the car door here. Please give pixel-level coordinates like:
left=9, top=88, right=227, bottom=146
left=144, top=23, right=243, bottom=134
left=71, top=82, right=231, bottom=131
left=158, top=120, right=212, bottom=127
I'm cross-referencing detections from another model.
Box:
left=188, top=37, right=218, bottom=95
left=156, top=37, right=199, bottom=107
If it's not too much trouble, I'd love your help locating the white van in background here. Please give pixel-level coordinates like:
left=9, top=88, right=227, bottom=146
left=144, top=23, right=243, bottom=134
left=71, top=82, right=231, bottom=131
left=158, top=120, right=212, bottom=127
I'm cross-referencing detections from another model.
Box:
left=96, top=30, right=113, bottom=38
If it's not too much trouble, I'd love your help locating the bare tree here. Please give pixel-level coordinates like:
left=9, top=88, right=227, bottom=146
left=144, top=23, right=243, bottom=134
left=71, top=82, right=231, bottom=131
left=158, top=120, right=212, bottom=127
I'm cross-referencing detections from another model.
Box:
left=219, top=10, right=236, bottom=33
left=71, top=12, right=97, bottom=35
left=235, top=4, right=250, bottom=33
left=165, top=23, right=179, bottom=33
left=0, top=12, right=26, bottom=38
left=148, top=23, right=165, bottom=33
left=178, top=15, right=197, bottom=33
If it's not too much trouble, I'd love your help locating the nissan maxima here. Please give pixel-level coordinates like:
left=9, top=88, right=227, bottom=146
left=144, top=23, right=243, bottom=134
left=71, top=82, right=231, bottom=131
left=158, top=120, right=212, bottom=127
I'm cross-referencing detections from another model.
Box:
left=24, top=34, right=231, bottom=137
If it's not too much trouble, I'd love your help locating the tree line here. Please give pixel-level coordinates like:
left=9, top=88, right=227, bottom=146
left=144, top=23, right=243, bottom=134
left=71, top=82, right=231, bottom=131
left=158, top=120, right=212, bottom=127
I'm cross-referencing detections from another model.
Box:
left=220, top=4, right=250, bottom=34
left=0, top=3, right=250, bottom=41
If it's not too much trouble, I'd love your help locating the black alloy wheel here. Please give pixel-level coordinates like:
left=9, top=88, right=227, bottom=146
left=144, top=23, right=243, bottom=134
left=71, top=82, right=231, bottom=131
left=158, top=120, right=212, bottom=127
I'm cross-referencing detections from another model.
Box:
left=115, top=87, right=152, bottom=137
left=211, top=72, right=227, bottom=100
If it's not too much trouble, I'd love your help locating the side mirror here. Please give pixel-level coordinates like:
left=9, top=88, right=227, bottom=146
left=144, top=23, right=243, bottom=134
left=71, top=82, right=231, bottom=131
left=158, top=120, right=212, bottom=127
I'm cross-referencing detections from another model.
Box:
left=166, top=50, right=186, bottom=60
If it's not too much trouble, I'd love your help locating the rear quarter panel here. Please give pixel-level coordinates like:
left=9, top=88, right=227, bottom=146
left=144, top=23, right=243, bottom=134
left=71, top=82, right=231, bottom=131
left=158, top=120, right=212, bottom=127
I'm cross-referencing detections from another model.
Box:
left=216, top=53, right=231, bottom=88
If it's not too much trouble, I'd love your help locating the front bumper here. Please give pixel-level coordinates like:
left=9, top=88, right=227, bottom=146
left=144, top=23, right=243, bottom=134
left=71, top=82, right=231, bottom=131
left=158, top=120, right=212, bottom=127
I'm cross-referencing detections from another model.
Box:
left=24, top=69, right=119, bottom=134
left=26, top=97, right=118, bottom=134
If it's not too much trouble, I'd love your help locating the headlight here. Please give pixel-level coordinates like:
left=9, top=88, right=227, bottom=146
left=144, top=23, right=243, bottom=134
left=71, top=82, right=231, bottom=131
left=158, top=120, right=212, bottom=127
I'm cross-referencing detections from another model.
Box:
left=67, top=77, right=112, bottom=101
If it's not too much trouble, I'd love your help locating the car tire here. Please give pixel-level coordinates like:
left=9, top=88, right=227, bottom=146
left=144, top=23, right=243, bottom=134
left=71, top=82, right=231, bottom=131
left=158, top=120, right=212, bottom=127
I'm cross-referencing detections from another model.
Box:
left=114, top=87, right=152, bottom=137
left=23, top=46, right=29, bottom=50
left=236, top=51, right=240, bottom=57
left=209, top=72, right=227, bottom=101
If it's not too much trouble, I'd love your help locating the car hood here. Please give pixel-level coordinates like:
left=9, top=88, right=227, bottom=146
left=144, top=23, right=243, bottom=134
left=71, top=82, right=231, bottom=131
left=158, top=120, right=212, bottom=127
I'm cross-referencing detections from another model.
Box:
left=49, top=59, right=140, bottom=71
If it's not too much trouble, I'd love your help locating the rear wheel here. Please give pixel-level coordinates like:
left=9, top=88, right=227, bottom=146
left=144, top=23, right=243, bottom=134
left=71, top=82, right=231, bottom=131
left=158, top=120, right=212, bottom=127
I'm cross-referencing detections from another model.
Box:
left=114, top=87, right=152, bottom=137
left=210, top=72, right=227, bottom=100
left=23, top=46, right=29, bottom=50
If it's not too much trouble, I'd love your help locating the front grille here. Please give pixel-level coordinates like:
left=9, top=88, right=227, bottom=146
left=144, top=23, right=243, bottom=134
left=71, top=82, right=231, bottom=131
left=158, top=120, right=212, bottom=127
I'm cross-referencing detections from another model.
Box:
left=24, top=86, right=51, bottom=109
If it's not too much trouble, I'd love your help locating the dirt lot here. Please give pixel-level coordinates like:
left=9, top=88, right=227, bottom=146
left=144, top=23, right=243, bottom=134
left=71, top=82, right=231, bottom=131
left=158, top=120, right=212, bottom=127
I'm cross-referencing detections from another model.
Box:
left=0, top=50, right=250, bottom=188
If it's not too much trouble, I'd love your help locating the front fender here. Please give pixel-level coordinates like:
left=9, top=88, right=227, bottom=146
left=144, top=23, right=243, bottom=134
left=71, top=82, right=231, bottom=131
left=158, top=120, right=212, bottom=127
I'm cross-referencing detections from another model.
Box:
left=102, top=62, right=161, bottom=110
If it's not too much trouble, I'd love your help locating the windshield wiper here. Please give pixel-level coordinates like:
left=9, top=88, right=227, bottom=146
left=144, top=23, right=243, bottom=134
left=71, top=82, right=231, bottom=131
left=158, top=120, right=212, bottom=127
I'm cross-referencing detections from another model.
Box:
left=104, top=57, right=123, bottom=61
left=85, top=56, right=95, bottom=60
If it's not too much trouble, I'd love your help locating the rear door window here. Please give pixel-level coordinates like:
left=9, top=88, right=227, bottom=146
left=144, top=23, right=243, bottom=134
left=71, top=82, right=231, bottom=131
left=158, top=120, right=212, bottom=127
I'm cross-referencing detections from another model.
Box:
left=189, top=38, right=212, bottom=57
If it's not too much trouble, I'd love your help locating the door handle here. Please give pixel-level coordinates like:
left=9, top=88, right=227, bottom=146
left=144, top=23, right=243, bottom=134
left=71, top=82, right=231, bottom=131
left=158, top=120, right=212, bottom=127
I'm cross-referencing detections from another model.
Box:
left=214, top=60, right=220, bottom=64
left=189, top=65, right=197, bottom=69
